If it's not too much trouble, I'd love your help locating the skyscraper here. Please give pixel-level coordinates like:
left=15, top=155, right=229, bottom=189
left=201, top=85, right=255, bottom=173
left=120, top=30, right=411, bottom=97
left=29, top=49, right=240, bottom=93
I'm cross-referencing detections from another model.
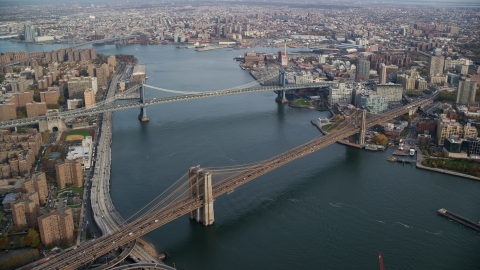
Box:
left=356, top=59, right=370, bottom=81
left=429, top=55, right=445, bottom=76
left=23, top=24, right=35, bottom=42
left=456, top=80, right=477, bottom=105
left=379, top=63, right=387, bottom=84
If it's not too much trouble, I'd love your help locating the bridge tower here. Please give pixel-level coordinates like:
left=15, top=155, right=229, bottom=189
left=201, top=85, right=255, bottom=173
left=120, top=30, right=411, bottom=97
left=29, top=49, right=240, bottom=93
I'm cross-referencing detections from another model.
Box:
left=276, top=69, right=288, bottom=103
left=358, top=109, right=367, bottom=145
left=189, top=166, right=214, bottom=226
left=138, top=84, right=149, bottom=122
left=39, top=110, right=67, bottom=132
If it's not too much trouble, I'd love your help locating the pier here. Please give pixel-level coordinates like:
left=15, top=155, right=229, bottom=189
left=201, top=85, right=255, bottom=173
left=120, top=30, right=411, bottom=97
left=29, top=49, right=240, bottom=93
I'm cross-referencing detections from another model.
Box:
left=437, top=208, right=480, bottom=233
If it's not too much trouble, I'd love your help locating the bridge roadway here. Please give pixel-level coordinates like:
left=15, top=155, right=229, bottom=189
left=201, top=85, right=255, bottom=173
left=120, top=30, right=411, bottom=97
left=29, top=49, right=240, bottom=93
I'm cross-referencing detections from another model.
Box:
left=33, top=94, right=435, bottom=270
left=0, top=82, right=336, bottom=129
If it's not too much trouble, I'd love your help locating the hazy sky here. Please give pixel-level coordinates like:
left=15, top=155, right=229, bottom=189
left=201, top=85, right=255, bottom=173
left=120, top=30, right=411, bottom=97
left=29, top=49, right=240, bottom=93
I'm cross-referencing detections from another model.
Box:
left=0, top=0, right=479, bottom=7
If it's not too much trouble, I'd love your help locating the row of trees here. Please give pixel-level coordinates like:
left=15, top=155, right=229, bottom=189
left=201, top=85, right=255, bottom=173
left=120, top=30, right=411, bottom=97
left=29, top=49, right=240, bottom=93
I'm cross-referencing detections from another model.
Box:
left=422, top=158, right=480, bottom=177
left=0, top=249, right=39, bottom=270
left=0, top=229, right=41, bottom=250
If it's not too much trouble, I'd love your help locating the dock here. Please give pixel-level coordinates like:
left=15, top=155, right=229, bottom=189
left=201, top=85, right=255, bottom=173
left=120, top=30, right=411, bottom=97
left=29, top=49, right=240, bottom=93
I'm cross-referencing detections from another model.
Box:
left=311, top=120, right=327, bottom=135
left=437, top=208, right=480, bottom=232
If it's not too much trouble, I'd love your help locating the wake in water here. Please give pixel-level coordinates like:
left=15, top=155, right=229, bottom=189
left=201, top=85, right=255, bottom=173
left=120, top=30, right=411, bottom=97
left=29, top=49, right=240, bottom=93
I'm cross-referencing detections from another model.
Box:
left=377, top=220, right=385, bottom=224
left=424, top=230, right=443, bottom=235
left=328, top=202, right=364, bottom=213
left=395, top=222, right=412, bottom=228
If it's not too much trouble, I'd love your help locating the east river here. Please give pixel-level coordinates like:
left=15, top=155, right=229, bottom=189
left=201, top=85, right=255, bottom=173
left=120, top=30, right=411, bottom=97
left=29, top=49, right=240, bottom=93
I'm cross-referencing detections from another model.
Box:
left=1, top=41, right=479, bottom=270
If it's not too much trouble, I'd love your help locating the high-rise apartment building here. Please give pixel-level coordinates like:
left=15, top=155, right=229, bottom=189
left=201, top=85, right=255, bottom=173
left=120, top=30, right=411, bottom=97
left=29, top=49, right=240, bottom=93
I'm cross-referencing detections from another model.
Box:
left=0, top=103, right=16, bottom=121
left=356, top=59, right=370, bottom=81
left=95, top=64, right=109, bottom=88
left=429, top=55, right=445, bottom=76
left=34, top=65, right=43, bottom=81
left=55, top=159, right=83, bottom=188
left=107, top=55, right=116, bottom=68
left=22, top=172, right=49, bottom=205
left=67, top=77, right=97, bottom=99
left=23, top=25, right=35, bottom=42
left=88, top=64, right=95, bottom=77
left=40, top=86, right=60, bottom=105
left=11, top=192, right=40, bottom=230
left=396, top=74, right=416, bottom=90
left=378, top=63, right=387, bottom=84
left=26, top=102, right=47, bottom=118
left=456, top=80, right=478, bottom=105
left=38, top=208, right=74, bottom=245
left=84, top=88, right=96, bottom=109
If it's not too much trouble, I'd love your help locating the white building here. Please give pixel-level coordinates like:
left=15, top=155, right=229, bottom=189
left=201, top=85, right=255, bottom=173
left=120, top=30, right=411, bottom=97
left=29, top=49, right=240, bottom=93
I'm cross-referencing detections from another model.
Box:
left=329, top=83, right=353, bottom=105
left=66, top=136, right=93, bottom=170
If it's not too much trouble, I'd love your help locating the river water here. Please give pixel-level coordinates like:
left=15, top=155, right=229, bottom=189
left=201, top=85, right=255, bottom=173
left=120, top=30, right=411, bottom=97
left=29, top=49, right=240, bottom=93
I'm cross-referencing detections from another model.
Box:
left=1, top=41, right=479, bottom=270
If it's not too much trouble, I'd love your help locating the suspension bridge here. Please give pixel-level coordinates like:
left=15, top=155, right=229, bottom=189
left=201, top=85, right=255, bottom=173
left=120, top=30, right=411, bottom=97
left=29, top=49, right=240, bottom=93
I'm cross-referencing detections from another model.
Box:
left=0, top=70, right=337, bottom=130
left=29, top=91, right=436, bottom=269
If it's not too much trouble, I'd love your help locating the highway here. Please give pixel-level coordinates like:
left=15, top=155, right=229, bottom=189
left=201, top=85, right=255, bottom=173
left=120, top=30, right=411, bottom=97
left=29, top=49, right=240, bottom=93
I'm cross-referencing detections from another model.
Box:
left=87, top=64, right=161, bottom=268
left=31, top=93, right=435, bottom=270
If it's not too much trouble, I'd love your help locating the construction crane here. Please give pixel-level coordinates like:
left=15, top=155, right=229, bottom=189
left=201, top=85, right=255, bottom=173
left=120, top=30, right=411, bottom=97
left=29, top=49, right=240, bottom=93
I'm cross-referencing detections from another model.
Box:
left=378, top=252, right=385, bottom=270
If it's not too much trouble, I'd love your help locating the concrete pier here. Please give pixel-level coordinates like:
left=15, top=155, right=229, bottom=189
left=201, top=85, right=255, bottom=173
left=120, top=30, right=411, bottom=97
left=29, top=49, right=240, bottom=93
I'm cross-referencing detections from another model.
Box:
left=437, top=208, right=480, bottom=232
left=189, top=167, right=214, bottom=226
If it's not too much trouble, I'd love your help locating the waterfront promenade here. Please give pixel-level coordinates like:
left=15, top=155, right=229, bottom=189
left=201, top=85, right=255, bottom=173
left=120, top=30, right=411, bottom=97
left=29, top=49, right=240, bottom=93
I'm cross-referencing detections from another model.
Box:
left=415, top=149, right=480, bottom=181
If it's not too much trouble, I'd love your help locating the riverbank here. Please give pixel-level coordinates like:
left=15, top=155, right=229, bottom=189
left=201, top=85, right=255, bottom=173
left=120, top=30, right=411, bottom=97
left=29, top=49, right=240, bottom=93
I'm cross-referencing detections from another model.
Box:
left=416, top=150, right=480, bottom=181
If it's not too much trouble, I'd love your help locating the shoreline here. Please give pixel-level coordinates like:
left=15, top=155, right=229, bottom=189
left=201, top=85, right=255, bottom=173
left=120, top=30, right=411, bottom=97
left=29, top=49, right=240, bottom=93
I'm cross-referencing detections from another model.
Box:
left=415, top=150, right=480, bottom=181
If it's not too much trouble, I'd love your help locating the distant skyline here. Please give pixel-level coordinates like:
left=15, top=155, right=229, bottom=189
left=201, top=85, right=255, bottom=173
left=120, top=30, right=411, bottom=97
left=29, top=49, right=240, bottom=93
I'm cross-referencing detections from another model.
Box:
left=0, top=0, right=479, bottom=7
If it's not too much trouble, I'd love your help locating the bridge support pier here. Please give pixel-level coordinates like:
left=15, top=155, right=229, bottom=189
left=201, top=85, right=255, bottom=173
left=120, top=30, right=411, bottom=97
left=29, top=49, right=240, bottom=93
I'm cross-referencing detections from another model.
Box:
left=138, top=107, right=149, bottom=122
left=275, top=90, right=288, bottom=103
left=138, top=84, right=149, bottom=122
left=189, top=166, right=214, bottom=226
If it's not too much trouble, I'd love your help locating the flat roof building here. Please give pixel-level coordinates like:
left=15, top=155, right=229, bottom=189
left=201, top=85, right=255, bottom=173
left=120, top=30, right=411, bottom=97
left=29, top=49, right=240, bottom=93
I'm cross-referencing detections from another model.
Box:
left=38, top=207, right=74, bottom=246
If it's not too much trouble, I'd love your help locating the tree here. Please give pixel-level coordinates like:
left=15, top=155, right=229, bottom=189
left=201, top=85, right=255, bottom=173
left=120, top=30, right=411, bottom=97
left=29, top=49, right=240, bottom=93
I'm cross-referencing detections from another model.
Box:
left=371, top=134, right=388, bottom=145
left=47, top=104, right=61, bottom=109
left=16, top=107, right=27, bottom=119
left=0, top=237, right=9, bottom=250
left=24, top=236, right=32, bottom=246
left=58, top=96, right=66, bottom=105
left=26, top=229, right=40, bottom=247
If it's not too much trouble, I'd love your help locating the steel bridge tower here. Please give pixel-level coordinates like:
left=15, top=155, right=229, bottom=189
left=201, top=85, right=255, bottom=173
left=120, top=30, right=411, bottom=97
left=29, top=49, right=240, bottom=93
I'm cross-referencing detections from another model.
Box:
left=189, top=166, right=214, bottom=226
left=138, top=84, right=149, bottom=122
left=276, top=69, right=288, bottom=103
